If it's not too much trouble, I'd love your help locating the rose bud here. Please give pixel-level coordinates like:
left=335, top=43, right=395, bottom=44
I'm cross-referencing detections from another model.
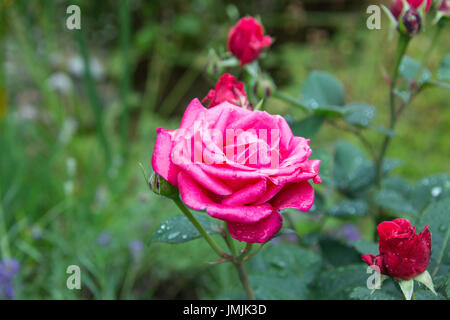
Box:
left=401, top=8, right=422, bottom=35
left=254, top=74, right=276, bottom=100
left=362, top=218, right=431, bottom=281
left=227, top=17, right=272, bottom=66
left=390, top=0, right=432, bottom=20
left=149, top=172, right=179, bottom=199
left=205, top=49, right=223, bottom=79
left=202, top=73, right=251, bottom=109
left=152, top=98, right=321, bottom=243
left=438, top=0, right=450, bottom=15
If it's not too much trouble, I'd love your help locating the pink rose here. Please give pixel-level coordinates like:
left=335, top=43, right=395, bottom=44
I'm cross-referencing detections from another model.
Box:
left=151, top=99, right=321, bottom=243
left=227, top=17, right=272, bottom=66
left=202, top=73, right=250, bottom=109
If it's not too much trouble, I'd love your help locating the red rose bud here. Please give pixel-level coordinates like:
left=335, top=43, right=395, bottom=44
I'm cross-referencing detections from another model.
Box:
left=202, top=73, right=250, bottom=109
left=227, top=17, right=272, bottom=66
left=401, top=8, right=422, bottom=35
left=362, top=218, right=431, bottom=281
left=390, top=0, right=431, bottom=19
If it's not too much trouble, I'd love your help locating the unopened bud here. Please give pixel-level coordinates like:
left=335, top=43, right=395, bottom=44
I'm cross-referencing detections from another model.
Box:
left=149, top=172, right=179, bottom=199
left=400, top=8, right=422, bottom=36
left=205, top=49, right=223, bottom=79
left=254, top=74, right=276, bottom=100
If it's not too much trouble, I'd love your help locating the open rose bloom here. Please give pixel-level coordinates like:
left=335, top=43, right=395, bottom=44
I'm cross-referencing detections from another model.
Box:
left=362, top=218, right=431, bottom=281
left=152, top=99, right=321, bottom=243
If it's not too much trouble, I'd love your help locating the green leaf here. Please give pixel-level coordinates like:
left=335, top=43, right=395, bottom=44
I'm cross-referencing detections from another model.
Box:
left=319, top=238, right=362, bottom=267
left=368, top=125, right=395, bottom=137
left=314, top=264, right=368, bottom=299
left=399, top=56, right=432, bottom=84
left=249, top=274, right=309, bottom=300
left=399, top=279, right=414, bottom=300
left=343, top=102, right=377, bottom=128
left=352, top=239, right=378, bottom=256
left=300, top=71, right=345, bottom=114
left=409, top=174, right=450, bottom=213
left=417, top=199, right=450, bottom=274
left=327, top=199, right=368, bottom=218
left=311, top=148, right=331, bottom=183
left=373, top=189, right=418, bottom=215
left=350, top=287, right=400, bottom=300
left=249, top=244, right=321, bottom=299
left=437, top=54, right=450, bottom=82
left=333, top=141, right=375, bottom=192
left=291, top=115, right=324, bottom=139
left=414, top=290, right=446, bottom=300
left=150, top=213, right=220, bottom=244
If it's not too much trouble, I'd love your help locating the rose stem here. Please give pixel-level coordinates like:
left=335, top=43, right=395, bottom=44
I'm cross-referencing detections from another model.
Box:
left=375, top=33, right=410, bottom=187
left=173, top=197, right=229, bottom=259
left=223, top=222, right=238, bottom=257
left=234, top=259, right=256, bottom=300
left=223, top=225, right=256, bottom=300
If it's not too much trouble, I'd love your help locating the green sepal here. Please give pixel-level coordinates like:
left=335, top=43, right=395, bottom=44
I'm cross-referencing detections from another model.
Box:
left=414, top=270, right=437, bottom=295
left=149, top=172, right=179, bottom=199
left=399, top=279, right=414, bottom=300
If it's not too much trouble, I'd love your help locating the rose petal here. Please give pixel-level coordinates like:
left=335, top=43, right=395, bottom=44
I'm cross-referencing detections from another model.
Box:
left=177, top=171, right=216, bottom=210
left=270, top=181, right=315, bottom=211
left=180, top=98, right=207, bottom=129
left=222, top=179, right=267, bottom=206
left=152, top=128, right=179, bottom=186
left=206, top=203, right=273, bottom=223
left=227, top=210, right=282, bottom=243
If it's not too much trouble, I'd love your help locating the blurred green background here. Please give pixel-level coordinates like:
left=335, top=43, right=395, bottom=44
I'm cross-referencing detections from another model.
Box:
left=0, top=0, right=449, bottom=299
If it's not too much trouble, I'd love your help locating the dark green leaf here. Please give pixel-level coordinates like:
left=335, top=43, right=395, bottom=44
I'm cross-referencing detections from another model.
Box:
left=327, top=199, right=368, bottom=218
left=409, top=174, right=450, bottom=213
left=352, top=239, right=378, bottom=256
left=250, top=274, right=309, bottom=300
left=150, top=213, right=220, bottom=244
left=311, top=148, right=331, bottom=183
left=344, top=102, right=377, bottom=127
left=373, top=189, right=418, bottom=215
left=417, top=199, right=450, bottom=274
left=313, top=264, right=368, bottom=299
left=249, top=244, right=322, bottom=300
left=350, top=287, right=400, bottom=300
left=291, top=115, right=324, bottom=139
left=319, top=238, right=362, bottom=267
left=333, top=141, right=375, bottom=192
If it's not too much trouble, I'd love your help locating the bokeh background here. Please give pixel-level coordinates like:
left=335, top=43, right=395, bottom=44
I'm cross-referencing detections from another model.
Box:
left=0, top=0, right=449, bottom=299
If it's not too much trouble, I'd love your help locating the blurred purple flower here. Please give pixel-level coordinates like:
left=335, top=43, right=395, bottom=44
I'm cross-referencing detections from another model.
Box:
left=330, top=223, right=361, bottom=243
left=97, top=232, right=113, bottom=247
left=0, top=259, right=20, bottom=299
left=129, top=240, right=144, bottom=261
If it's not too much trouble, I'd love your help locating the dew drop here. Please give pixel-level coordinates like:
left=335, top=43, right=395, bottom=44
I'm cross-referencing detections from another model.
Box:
left=431, top=186, right=442, bottom=197
left=168, top=232, right=180, bottom=240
